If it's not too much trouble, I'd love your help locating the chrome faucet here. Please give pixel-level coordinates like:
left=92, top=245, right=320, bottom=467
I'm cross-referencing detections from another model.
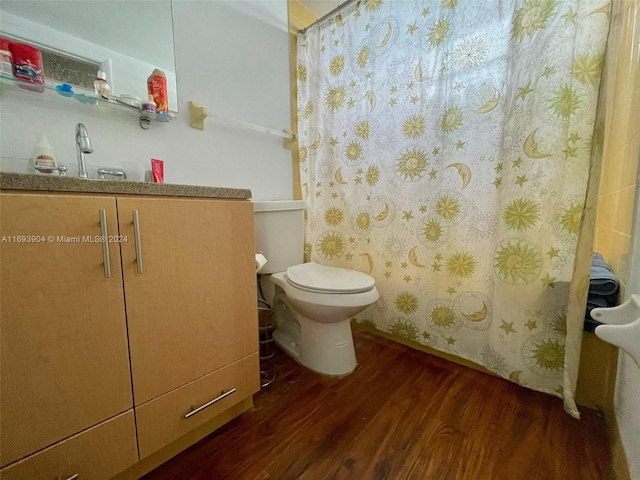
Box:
left=97, top=168, right=126, bottom=180
left=75, top=123, right=92, bottom=178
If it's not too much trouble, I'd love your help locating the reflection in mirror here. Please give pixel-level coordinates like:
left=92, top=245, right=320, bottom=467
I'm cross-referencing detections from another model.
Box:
left=0, top=0, right=178, bottom=112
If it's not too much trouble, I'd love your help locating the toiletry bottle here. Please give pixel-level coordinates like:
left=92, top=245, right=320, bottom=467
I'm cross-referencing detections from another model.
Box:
left=32, top=133, right=57, bottom=174
left=147, top=68, right=168, bottom=113
left=151, top=158, right=164, bottom=183
left=142, top=95, right=157, bottom=114
left=94, top=70, right=110, bottom=103
left=9, top=42, right=44, bottom=92
left=0, top=38, right=13, bottom=75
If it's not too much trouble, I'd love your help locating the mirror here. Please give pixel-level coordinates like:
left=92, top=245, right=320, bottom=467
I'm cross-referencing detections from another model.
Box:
left=0, top=0, right=178, bottom=112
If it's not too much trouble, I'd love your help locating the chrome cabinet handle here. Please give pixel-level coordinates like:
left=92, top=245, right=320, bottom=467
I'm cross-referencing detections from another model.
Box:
left=132, top=210, right=143, bottom=274
left=58, top=474, right=78, bottom=480
left=99, top=209, right=111, bottom=278
left=184, top=388, right=237, bottom=419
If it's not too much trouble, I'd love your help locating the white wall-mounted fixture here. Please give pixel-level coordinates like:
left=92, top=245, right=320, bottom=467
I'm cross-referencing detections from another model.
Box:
left=591, top=294, right=640, bottom=368
left=189, top=101, right=208, bottom=130
left=188, top=101, right=296, bottom=150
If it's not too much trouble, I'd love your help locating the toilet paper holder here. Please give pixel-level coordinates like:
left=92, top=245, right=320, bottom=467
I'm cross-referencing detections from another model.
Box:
left=590, top=294, right=640, bottom=368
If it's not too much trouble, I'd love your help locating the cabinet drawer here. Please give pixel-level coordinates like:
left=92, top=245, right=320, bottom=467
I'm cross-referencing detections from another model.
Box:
left=0, top=411, right=137, bottom=480
left=136, top=353, right=259, bottom=458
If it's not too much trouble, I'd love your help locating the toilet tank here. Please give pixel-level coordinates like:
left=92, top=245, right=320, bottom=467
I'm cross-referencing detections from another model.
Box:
left=253, top=200, right=306, bottom=274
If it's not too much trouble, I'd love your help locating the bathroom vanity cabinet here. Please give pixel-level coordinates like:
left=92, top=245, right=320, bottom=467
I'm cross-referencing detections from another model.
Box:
left=0, top=194, right=137, bottom=477
left=116, top=196, right=259, bottom=459
left=0, top=190, right=259, bottom=479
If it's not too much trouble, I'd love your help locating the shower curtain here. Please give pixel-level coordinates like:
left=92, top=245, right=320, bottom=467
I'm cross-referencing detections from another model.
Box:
left=296, top=0, right=609, bottom=416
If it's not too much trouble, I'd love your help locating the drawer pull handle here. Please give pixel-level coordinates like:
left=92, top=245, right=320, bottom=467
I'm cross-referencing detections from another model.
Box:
left=99, top=209, right=111, bottom=278
left=184, top=388, right=237, bottom=419
left=59, top=475, right=79, bottom=480
left=132, top=210, right=143, bottom=274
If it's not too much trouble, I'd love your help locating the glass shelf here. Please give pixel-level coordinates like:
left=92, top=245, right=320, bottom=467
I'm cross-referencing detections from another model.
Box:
left=0, top=73, right=176, bottom=128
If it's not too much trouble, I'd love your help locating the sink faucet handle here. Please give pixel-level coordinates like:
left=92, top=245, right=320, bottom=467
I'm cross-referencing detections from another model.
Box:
left=34, top=164, right=68, bottom=176
left=97, top=168, right=127, bottom=180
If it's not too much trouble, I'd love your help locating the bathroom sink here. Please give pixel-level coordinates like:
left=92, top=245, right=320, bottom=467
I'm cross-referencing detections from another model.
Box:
left=46, top=165, right=128, bottom=181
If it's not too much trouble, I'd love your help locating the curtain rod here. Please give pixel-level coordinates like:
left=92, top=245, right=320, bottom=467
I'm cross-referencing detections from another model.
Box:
left=300, top=0, right=360, bottom=35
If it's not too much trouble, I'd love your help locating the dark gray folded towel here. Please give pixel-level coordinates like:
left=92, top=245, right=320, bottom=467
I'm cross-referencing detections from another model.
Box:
left=590, top=252, right=619, bottom=296
left=587, top=296, right=608, bottom=309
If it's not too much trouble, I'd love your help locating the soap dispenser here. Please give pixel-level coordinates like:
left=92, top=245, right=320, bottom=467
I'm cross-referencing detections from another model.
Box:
left=32, top=133, right=57, bottom=174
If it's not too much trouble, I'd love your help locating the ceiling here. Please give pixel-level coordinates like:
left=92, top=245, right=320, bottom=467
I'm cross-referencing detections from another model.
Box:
left=298, top=0, right=341, bottom=19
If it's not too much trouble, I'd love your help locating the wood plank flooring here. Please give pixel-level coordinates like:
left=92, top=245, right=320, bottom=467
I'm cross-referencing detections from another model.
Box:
left=144, top=329, right=613, bottom=480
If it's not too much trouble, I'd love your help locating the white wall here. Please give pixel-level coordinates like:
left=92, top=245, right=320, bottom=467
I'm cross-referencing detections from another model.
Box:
left=616, top=179, right=640, bottom=480
left=0, top=1, right=294, bottom=201
left=616, top=352, right=640, bottom=480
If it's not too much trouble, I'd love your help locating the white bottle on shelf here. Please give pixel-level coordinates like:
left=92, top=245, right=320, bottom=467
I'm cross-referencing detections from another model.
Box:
left=32, top=133, right=57, bottom=174
left=93, top=70, right=111, bottom=104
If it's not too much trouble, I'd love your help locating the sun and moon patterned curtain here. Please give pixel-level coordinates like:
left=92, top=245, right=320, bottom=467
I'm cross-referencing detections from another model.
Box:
left=296, top=0, right=609, bottom=415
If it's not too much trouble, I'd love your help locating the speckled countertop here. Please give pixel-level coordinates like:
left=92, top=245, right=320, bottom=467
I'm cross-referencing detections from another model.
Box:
left=0, top=172, right=252, bottom=200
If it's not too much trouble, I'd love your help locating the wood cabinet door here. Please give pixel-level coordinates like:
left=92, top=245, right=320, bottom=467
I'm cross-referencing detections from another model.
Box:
left=0, top=193, right=133, bottom=467
left=117, top=197, right=258, bottom=405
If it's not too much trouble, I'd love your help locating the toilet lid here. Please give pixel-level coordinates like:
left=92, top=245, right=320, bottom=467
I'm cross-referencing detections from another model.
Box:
left=286, top=262, right=375, bottom=293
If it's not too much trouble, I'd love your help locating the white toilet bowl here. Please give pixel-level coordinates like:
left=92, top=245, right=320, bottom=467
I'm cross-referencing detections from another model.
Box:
left=270, top=262, right=379, bottom=376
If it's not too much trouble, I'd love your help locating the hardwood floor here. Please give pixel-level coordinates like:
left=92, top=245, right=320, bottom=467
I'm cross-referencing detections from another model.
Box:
left=144, top=329, right=613, bottom=480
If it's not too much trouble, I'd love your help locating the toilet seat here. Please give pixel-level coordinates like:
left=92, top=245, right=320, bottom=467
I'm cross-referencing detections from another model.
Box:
left=286, top=262, right=375, bottom=294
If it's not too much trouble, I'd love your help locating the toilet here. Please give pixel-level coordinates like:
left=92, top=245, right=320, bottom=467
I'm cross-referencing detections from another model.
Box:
left=253, top=200, right=379, bottom=376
